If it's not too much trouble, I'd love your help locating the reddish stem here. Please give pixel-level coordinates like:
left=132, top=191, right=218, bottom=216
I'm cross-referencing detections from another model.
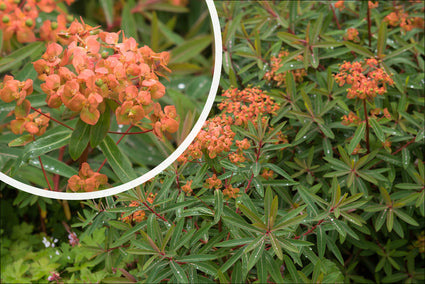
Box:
left=329, top=3, right=341, bottom=30
left=108, top=129, right=153, bottom=135
left=97, top=125, right=133, bottom=172
left=293, top=219, right=325, bottom=239
left=142, top=201, right=169, bottom=223
left=367, top=4, right=372, bottom=47
left=30, top=107, right=74, bottom=131
left=53, top=146, right=66, bottom=191
left=39, top=156, right=53, bottom=191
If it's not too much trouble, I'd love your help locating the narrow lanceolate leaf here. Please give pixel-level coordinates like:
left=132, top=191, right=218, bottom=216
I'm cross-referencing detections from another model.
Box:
left=170, top=35, right=212, bottom=64
left=401, top=148, right=410, bottom=170
left=269, top=233, right=283, bottom=260
left=69, top=118, right=91, bottom=161
left=99, top=135, right=137, bottom=183
left=283, top=254, right=300, bottom=283
left=8, top=134, right=33, bottom=147
left=23, top=129, right=72, bottom=160
left=344, top=41, right=374, bottom=57
left=348, top=122, right=366, bottom=155
left=317, top=226, right=326, bottom=258
left=369, top=118, right=385, bottom=142
left=377, top=21, right=388, bottom=58
left=170, top=261, right=189, bottom=284
left=247, top=237, right=265, bottom=271
left=177, top=255, right=217, bottom=263
left=393, top=209, right=419, bottom=226
left=90, top=108, right=111, bottom=148
left=0, top=42, right=44, bottom=73
left=219, top=248, right=244, bottom=273
left=214, top=189, right=223, bottom=224
left=121, top=0, right=138, bottom=41
left=100, top=0, right=114, bottom=28
left=29, top=156, right=78, bottom=178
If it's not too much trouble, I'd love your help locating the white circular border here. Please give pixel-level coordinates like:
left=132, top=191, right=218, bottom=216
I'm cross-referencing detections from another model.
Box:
left=0, top=0, right=222, bottom=200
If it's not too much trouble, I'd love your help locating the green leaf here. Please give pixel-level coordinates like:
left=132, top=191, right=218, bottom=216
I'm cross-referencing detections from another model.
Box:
left=90, top=107, right=111, bottom=148
left=384, top=43, right=416, bottom=60
left=23, top=129, right=72, bottom=161
left=219, top=248, right=244, bottom=273
left=170, top=35, right=212, bottom=64
left=326, top=237, right=344, bottom=265
left=318, top=123, right=335, bottom=139
left=393, top=209, right=419, bottom=226
left=377, top=21, right=387, bottom=58
left=29, top=155, right=77, bottom=178
left=69, top=118, right=91, bottom=161
left=121, top=0, right=138, bottom=41
left=0, top=42, right=44, bottom=73
left=401, top=148, right=410, bottom=170
left=177, top=255, right=217, bottom=263
left=247, top=236, right=265, bottom=271
left=8, top=134, right=33, bottom=147
left=344, top=41, right=374, bottom=57
left=386, top=209, right=394, bottom=232
left=214, top=189, right=223, bottom=224
left=99, top=135, right=137, bottom=183
left=317, top=226, right=326, bottom=258
left=348, top=123, right=366, bottom=155
left=100, top=0, right=114, bottom=28
left=369, top=118, right=385, bottom=142
left=170, top=261, right=188, bottom=284
left=269, top=233, right=283, bottom=260
left=283, top=254, right=300, bottom=283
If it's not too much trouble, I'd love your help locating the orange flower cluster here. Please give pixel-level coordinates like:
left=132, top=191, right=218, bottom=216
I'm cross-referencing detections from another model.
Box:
left=31, top=19, right=178, bottom=138
left=68, top=162, right=108, bottom=192
left=181, top=180, right=193, bottom=195
left=0, top=75, right=47, bottom=136
left=264, top=49, right=307, bottom=87
left=344, top=28, right=359, bottom=42
left=370, top=107, right=391, bottom=120
left=334, top=58, right=394, bottom=101
left=0, top=0, right=74, bottom=44
left=205, top=174, right=222, bottom=189
left=261, top=169, right=274, bottom=180
left=334, top=0, right=345, bottom=11
left=342, top=112, right=362, bottom=126
left=223, top=185, right=239, bottom=199
left=218, top=87, right=279, bottom=126
left=180, top=115, right=236, bottom=162
left=179, top=87, right=280, bottom=199
left=121, top=201, right=145, bottom=223
left=385, top=8, right=424, bottom=32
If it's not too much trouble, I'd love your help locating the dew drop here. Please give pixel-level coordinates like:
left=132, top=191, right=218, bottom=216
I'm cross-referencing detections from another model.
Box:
left=290, top=64, right=294, bottom=68
left=177, top=83, right=185, bottom=90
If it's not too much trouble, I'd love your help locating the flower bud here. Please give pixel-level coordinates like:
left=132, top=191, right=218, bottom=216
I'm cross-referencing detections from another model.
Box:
left=66, top=15, right=74, bottom=22
left=51, top=21, right=58, bottom=30
left=25, top=19, right=33, bottom=27
left=2, top=15, right=10, bottom=24
left=0, top=3, right=6, bottom=10
left=95, top=79, right=103, bottom=87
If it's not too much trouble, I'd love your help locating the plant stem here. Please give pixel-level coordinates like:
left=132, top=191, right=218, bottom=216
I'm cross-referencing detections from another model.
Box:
left=30, top=107, right=74, bottom=131
left=39, top=156, right=53, bottom=191
left=363, top=99, right=371, bottom=153
left=97, top=125, right=133, bottom=172
left=367, top=4, right=372, bottom=47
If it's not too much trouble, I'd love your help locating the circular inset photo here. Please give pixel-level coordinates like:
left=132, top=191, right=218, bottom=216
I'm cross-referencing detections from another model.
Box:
left=0, top=0, right=222, bottom=199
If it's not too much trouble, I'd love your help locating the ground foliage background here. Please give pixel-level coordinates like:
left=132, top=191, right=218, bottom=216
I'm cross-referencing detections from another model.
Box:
left=1, top=0, right=425, bottom=283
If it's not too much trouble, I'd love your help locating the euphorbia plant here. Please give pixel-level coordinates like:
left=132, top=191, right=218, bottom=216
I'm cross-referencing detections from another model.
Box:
left=0, top=18, right=180, bottom=192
